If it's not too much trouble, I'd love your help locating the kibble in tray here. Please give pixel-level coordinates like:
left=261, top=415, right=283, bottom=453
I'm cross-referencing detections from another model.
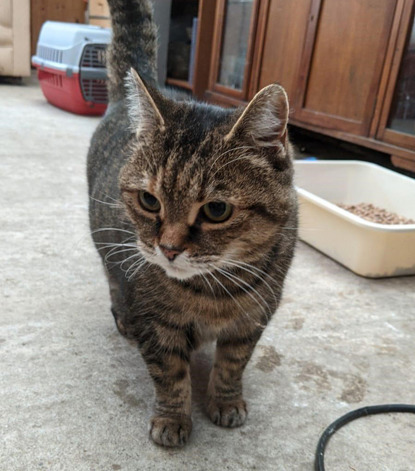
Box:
left=338, top=203, right=415, bottom=225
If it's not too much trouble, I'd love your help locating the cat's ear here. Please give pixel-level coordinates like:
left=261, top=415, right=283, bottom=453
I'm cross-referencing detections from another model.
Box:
left=225, top=84, right=289, bottom=148
left=125, top=68, right=165, bottom=138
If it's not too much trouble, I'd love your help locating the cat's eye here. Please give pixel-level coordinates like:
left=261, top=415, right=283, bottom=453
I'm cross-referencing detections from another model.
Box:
left=202, top=201, right=233, bottom=223
left=138, top=191, right=161, bottom=212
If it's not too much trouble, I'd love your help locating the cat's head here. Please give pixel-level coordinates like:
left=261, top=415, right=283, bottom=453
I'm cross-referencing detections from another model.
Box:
left=119, top=69, right=296, bottom=280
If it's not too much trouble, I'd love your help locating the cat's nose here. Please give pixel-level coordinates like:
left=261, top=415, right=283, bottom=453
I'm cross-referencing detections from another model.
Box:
left=159, top=244, right=183, bottom=262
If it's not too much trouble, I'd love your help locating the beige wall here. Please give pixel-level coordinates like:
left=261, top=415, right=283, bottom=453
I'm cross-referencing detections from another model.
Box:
left=0, top=0, right=31, bottom=76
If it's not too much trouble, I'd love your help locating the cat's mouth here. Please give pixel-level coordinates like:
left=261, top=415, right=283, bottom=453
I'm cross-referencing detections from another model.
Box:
left=154, top=246, right=211, bottom=280
left=161, top=263, right=200, bottom=280
left=135, top=240, right=215, bottom=280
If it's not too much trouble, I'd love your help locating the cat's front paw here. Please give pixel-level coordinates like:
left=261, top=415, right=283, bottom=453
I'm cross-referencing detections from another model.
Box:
left=207, top=399, right=247, bottom=428
left=149, top=414, right=192, bottom=447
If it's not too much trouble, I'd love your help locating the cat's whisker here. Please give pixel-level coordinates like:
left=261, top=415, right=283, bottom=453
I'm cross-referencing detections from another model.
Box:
left=91, top=227, right=136, bottom=237
left=97, top=243, right=137, bottom=253
left=206, top=270, right=245, bottom=315
left=96, top=238, right=138, bottom=260
left=214, top=267, right=270, bottom=315
left=139, top=261, right=153, bottom=277
left=104, top=247, right=139, bottom=262
left=223, top=258, right=274, bottom=281
left=120, top=250, right=144, bottom=271
left=124, top=256, right=142, bottom=277
left=90, top=190, right=123, bottom=206
left=123, top=252, right=148, bottom=280
left=120, top=252, right=143, bottom=271
left=256, top=261, right=288, bottom=282
left=89, top=195, right=123, bottom=209
left=208, top=145, right=256, bottom=172
left=207, top=266, right=266, bottom=327
left=223, top=258, right=284, bottom=290
left=127, top=260, right=148, bottom=281
left=197, top=270, right=220, bottom=317
left=211, top=154, right=253, bottom=179
left=95, top=235, right=137, bottom=246
left=125, top=261, right=144, bottom=279
left=95, top=240, right=135, bottom=246
left=101, top=193, right=123, bottom=205
left=207, top=268, right=266, bottom=329
left=220, top=259, right=278, bottom=303
left=212, top=265, right=272, bottom=320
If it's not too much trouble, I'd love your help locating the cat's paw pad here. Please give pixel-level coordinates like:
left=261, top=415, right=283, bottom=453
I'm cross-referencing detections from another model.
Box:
left=149, top=414, right=192, bottom=447
left=208, top=399, right=247, bottom=427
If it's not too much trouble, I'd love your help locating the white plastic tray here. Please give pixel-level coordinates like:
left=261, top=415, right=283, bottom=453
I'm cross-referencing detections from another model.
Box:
left=294, top=160, right=415, bottom=278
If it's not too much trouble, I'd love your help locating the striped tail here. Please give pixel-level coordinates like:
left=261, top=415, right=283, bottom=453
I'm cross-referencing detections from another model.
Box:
left=106, top=0, right=158, bottom=102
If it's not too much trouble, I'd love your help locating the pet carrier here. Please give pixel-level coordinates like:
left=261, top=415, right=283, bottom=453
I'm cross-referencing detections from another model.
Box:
left=32, top=21, right=111, bottom=115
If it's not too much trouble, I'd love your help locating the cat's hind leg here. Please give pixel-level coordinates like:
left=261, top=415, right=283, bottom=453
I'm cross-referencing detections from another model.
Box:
left=105, top=270, right=132, bottom=338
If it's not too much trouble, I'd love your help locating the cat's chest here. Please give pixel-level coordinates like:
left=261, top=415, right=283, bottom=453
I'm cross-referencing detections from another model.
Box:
left=195, top=320, right=222, bottom=344
left=173, top=286, right=262, bottom=339
left=133, top=270, right=267, bottom=335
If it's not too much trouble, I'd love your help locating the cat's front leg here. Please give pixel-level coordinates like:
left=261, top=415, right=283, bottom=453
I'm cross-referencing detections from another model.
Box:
left=139, top=323, right=194, bottom=447
left=207, top=328, right=262, bottom=428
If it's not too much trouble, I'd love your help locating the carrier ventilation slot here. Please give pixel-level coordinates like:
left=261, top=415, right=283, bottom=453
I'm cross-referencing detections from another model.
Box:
left=38, top=46, right=63, bottom=63
left=80, top=44, right=107, bottom=68
left=80, top=79, right=108, bottom=104
left=45, top=73, right=63, bottom=88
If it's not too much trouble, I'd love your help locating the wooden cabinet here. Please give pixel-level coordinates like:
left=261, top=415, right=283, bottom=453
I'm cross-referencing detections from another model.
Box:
left=294, top=0, right=397, bottom=136
left=253, top=0, right=313, bottom=102
left=375, top=0, right=415, bottom=170
left=199, top=0, right=415, bottom=172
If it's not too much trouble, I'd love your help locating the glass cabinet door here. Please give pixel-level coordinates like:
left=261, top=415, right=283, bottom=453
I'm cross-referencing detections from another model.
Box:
left=387, top=14, right=415, bottom=136
left=217, top=0, right=255, bottom=91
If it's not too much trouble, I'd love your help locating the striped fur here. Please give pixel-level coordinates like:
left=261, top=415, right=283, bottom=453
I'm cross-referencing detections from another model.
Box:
left=106, top=0, right=158, bottom=100
left=87, top=0, right=298, bottom=447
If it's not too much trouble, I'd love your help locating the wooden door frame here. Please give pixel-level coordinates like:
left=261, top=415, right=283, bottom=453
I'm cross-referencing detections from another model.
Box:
left=192, top=0, right=218, bottom=99
left=247, top=0, right=270, bottom=100
left=375, top=0, right=415, bottom=150
left=292, top=0, right=322, bottom=115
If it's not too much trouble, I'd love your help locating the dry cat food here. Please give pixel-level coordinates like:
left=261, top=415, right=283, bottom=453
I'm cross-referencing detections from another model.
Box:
left=338, top=203, right=415, bottom=225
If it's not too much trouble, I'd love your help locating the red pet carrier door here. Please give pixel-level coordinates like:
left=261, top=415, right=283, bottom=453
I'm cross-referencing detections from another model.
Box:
left=79, top=44, right=108, bottom=107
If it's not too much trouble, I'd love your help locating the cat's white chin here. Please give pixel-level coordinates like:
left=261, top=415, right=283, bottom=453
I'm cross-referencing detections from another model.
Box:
left=151, top=247, right=207, bottom=280
left=162, top=265, right=200, bottom=280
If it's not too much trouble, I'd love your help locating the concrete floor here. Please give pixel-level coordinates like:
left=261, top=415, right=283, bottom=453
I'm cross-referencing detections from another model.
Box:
left=1, top=76, right=415, bottom=471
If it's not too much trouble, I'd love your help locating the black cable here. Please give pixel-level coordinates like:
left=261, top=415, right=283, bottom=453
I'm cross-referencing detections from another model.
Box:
left=315, top=404, right=415, bottom=471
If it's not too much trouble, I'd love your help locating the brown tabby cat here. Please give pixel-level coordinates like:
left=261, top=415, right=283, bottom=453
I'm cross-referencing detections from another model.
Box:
left=87, top=0, right=297, bottom=447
